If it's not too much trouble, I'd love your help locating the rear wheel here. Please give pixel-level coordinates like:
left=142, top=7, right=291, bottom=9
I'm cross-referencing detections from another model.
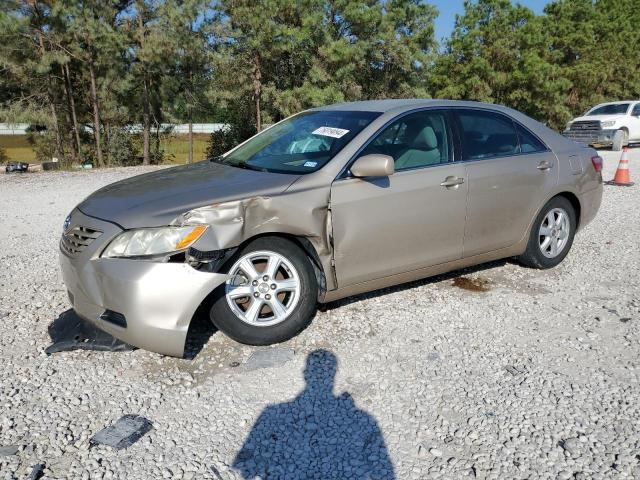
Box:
left=210, top=236, right=318, bottom=345
left=518, top=196, right=576, bottom=269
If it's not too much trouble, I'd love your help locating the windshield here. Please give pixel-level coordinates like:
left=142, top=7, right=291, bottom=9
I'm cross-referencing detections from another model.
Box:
left=217, top=110, right=381, bottom=174
left=587, top=103, right=630, bottom=116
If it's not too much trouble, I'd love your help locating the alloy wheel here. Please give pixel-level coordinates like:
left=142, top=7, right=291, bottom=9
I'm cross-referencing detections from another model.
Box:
left=538, top=208, right=570, bottom=258
left=225, top=250, right=301, bottom=327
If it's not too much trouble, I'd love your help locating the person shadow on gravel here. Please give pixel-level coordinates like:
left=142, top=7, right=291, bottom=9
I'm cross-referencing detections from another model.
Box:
left=232, top=349, right=395, bottom=479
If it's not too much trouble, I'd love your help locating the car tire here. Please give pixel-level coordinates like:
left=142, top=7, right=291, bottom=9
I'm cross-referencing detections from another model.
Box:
left=517, top=196, right=576, bottom=269
left=612, top=129, right=628, bottom=151
left=209, top=236, right=318, bottom=345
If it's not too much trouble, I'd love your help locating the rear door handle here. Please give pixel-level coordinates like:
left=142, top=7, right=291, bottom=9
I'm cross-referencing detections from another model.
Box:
left=440, top=176, right=465, bottom=188
left=537, top=161, right=553, bottom=171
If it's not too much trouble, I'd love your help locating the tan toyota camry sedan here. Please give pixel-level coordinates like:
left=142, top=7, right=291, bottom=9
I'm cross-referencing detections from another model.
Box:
left=60, top=100, right=603, bottom=356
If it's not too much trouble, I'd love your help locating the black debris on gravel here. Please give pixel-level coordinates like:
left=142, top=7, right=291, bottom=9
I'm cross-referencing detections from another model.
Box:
left=90, top=415, right=154, bottom=450
left=504, top=365, right=526, bottom=376
left=45, top=309, right=134, bottom=355
left=5, top=162, right=29, bottom=173
left=26, top=463, right=45, bottom=480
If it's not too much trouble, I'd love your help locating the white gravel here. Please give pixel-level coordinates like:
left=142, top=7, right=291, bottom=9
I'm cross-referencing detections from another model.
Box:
left=0, top=152, right=639, bottom=479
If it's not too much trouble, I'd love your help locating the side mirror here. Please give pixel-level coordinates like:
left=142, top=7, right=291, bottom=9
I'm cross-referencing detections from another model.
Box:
left=351, top=154, right=394, bottom=178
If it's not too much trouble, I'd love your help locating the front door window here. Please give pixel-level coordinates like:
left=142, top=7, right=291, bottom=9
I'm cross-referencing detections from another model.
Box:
left=359, top=110, right=452, bottom=171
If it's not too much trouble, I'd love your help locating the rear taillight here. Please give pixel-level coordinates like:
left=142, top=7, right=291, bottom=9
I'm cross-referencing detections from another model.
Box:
left=591, top=155, right=603, bottom=173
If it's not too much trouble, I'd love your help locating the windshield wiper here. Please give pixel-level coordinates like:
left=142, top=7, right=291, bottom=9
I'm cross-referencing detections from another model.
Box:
left=232, top=163, right=269, bottom=173
left=212, top=156, right=268, bottom=173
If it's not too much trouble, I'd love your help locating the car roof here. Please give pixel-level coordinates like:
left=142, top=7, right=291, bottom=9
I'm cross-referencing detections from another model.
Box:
left=311, top=99, right=515, bottom=113
left=308, top=98, right=580, bottom=157
left=593, top=100, right=640, bottom=106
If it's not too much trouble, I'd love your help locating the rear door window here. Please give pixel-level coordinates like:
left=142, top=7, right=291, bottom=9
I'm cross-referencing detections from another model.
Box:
left=455, top=110, right=519, bottom=160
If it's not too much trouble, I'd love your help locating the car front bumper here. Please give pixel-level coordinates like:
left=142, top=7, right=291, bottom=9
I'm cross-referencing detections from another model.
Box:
left=563, top=129, right=617, bottom=146
left=59, top=209, right=229, bottom=357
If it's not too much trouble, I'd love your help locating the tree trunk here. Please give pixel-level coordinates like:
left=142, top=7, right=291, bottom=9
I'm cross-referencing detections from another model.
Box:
left=253, top=55, right=262, bottom=132
left=48, top=97, right=64, bottom=161
left=88, top=59, right=104, bottom=167
left=187, top=28, right=194, bottom=164
left=105, top=121, right=111, bottom=166
left=61, top=63, right=81, bottom=162
left=35, top=28, right=64, bottom=161
left=142, top=77, right=151, bottom=165
left=63, top=63, right=80, bottom=160
left=137, top=4, right=151, bottom=165
left=188, top=111, right=193, bottom=164
left=60, top=81, right=78, bottom=161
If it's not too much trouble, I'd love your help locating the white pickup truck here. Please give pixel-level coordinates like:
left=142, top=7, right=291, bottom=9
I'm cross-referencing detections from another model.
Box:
left=564, top=100, right=640, bottom=151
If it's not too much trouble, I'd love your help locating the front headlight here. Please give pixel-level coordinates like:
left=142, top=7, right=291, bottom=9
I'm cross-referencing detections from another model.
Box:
left=565, top=122, right=572, bottom=131
left=101, top=225, right=208, bottom=258
left=601, top=120, right=616, bottom=128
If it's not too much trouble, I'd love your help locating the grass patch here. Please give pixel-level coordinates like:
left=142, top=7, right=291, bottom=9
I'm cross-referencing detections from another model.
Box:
left=0, top=134, right=212, bottom=165
left=161, top=134, right=210, bottom=164
left=0, top=135, right=36, bottom=162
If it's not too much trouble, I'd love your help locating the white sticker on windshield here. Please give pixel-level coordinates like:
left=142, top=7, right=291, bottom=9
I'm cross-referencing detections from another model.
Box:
left=312, top=126, right=350, bottom=138
left=303, top=161, right=318, bottom=168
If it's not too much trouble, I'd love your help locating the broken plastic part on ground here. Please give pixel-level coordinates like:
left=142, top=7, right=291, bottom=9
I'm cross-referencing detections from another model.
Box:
left=45, top=309, right=135, bottom=354
left=90, top=415, right=154, bottom=450
left=0, top=445, right=19, bottom=457
left=27, top=463, right=45, bottom=480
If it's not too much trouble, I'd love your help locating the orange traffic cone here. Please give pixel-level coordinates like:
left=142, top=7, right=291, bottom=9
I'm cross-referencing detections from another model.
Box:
left=608, top=147, right=634, bottom=186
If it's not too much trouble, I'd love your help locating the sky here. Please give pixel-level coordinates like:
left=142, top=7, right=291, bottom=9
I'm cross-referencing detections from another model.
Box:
left=433, top=0, right=550, bottom=43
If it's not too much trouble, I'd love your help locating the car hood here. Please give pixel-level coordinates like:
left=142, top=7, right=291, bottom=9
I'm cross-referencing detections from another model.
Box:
left=571, top=115, right=624, bottom=123
left=77, top=161, right=301, bottom=228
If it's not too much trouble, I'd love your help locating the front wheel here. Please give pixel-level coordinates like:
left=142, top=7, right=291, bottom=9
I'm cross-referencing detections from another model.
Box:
left=518, top=196, right=576, bottom=269
left=209, top=236, right=318, bottom=345
left=612, top=129, right=628, bottom=151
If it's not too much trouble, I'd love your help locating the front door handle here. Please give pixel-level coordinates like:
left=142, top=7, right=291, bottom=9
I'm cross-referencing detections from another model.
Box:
left=440, top=176, right=465, bottom=188
left=537, top=161, right=553, bottom=171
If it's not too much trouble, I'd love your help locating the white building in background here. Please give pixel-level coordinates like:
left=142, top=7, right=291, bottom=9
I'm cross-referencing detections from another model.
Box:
left=0, top=123, right=227, bottom=135
left=167, top=123, right=227, bottom=134
left=0, top=123, right=29, bottom=135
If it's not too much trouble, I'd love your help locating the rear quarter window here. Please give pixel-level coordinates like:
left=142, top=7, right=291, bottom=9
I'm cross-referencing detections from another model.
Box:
left=514, top=123, right=548, bottom=153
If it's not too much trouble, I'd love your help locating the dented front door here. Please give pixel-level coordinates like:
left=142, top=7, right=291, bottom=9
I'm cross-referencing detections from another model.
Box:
left=329, top=164, right=468, bottom=287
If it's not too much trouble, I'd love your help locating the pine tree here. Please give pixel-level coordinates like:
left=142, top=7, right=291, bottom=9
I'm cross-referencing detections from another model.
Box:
left=0, top=0, right=68, bottom=160
left=162, top=0, right=213, bottom=163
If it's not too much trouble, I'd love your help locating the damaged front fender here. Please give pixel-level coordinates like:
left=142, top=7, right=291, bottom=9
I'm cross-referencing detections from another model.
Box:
left=174, top=185, right=336, bottom=294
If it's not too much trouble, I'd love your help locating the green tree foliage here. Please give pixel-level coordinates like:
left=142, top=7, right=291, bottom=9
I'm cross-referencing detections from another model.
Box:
left=544, top=0, right=640, bottom=122
left=209, top=0, right=438, bottom=143
left=161, top=0, right=215, bottom=163
left=435, top=0, right=640, bottom=130
left=1, top=0, right=639, bottom=165
left=0, top=0, right=68, bottom=160
left=433, top=0, right=570, bottom=128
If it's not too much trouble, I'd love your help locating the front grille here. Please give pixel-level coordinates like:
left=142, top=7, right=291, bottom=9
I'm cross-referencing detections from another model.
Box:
left=570, top=120, right=601, bottom=132
left=60, top=225, right=102, bottom=256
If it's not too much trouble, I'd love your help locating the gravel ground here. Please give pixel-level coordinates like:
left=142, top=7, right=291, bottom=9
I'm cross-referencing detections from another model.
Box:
left=0, top=151, right=639, bottom=480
